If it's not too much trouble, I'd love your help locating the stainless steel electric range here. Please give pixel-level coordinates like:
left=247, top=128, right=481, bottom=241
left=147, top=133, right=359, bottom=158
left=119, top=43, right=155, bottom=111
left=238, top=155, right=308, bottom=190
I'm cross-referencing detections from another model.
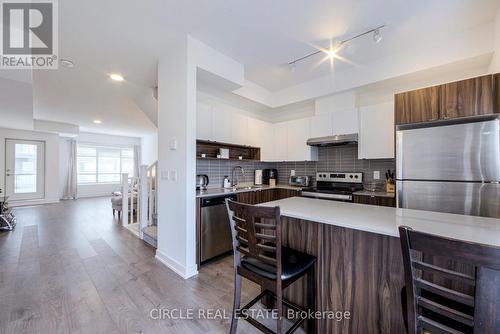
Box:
left=301, top=172, right=363, bottom=202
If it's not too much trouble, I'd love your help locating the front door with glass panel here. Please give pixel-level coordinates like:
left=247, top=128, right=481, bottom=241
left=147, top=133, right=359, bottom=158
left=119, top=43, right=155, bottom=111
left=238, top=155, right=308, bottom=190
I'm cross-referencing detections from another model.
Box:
left=5, top=140, right=45, bottom=201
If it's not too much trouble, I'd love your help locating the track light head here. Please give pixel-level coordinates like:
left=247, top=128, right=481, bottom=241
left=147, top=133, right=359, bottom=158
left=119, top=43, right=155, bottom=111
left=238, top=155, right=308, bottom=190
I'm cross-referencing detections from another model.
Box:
left=373, top=29, right=382, bottom=43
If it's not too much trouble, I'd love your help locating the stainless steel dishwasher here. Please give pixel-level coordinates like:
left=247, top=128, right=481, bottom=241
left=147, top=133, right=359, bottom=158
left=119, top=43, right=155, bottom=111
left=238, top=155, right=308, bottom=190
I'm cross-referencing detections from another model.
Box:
left=200, top=194, right=236, bottom=263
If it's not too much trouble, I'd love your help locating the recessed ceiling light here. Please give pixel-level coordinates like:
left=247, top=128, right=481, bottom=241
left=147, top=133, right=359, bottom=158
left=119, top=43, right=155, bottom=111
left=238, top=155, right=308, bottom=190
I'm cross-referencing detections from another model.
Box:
left=60, top=59, right=75, bottom=68
left=93, top=120, right=102, bottom=124
left=109, top=73, right=124, bottom=82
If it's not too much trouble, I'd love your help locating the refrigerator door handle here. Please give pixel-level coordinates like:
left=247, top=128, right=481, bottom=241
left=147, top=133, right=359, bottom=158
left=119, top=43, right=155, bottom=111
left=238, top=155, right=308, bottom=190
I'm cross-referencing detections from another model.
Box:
left=396, top=180, right=403, bottom=209
left=396, top=131, right=403, bottom=180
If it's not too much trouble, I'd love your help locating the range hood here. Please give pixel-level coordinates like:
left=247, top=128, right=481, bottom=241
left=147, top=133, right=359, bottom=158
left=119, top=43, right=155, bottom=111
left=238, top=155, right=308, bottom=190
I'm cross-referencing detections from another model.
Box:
left=306, top=133, right=358, bottom=147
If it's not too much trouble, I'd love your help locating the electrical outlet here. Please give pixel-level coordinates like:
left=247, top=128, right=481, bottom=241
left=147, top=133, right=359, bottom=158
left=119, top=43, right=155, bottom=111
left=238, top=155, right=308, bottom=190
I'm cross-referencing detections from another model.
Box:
left=161, top=170, right=169, bottom=180
left=170, top=170, right=177, bottom=181
left=373, top=171, right=380, bottom=180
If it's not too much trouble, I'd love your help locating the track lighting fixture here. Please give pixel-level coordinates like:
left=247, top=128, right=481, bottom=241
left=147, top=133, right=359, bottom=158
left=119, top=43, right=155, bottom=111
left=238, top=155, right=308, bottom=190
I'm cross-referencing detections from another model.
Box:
left=288, top=25, right=385, bottom=70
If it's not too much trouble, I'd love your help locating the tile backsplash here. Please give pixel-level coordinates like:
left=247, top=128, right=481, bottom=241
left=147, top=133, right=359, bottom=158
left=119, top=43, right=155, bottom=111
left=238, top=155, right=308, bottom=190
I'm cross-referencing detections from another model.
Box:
left=196, top=145, right=395, bottom=189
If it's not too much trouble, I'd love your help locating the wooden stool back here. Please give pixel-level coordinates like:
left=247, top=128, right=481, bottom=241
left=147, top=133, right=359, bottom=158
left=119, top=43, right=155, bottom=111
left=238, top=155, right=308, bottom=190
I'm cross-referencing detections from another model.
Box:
left=399, top=226, right=500, bottom=334
left=226, top=199, right=282, bottom=280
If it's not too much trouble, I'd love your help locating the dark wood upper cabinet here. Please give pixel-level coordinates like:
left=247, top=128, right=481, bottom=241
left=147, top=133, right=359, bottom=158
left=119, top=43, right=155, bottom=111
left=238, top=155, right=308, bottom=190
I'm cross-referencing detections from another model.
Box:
left=440, top=75, right=494, bottom=119
left=395, top=74, right=499, bottom=125
left=394, top=86, right=440, bottom=125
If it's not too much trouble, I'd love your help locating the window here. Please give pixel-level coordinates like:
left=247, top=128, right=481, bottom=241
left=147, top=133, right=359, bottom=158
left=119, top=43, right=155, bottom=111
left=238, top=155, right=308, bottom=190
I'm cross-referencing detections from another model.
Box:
left=77, top=144, right=135, bottom=184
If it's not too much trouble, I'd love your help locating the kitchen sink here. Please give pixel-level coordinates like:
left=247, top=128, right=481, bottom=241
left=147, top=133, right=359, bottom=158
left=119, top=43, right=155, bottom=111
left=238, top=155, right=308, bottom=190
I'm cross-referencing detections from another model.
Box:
left=234, top=185, right=264, bottom=191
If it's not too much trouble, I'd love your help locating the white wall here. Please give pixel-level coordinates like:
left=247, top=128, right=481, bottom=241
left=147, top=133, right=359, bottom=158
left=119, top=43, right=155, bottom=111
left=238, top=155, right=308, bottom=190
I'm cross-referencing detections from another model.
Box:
left=0, top=128, right=59, bottom=206
left=489, top=8, right=500, bottom=73
left=0, top=77, right=34, bottom=130
left=141, top=132, right=158, bottom=166
left=77, top=132, right=140, bottom=147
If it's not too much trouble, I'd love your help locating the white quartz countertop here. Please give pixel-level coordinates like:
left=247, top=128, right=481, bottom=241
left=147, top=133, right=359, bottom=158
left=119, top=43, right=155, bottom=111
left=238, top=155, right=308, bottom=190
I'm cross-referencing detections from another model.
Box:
left=196, top=184, right=303, bottom=198
left=260, top=197, right=500, bottom=248
left=353, top=190, right=395, bottom=198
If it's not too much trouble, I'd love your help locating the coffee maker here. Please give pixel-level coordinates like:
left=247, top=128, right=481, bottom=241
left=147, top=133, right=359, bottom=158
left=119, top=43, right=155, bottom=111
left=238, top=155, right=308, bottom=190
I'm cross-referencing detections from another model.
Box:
left=263, top=169, right=278, bottom=185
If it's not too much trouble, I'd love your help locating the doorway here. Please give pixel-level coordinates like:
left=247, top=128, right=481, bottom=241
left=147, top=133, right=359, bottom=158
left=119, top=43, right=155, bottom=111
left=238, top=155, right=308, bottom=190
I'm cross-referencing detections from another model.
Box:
left=5, top=139, right=45, bottom=201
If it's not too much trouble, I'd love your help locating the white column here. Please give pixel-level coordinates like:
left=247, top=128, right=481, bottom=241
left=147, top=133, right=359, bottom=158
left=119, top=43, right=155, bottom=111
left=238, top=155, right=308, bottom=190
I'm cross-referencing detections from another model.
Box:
left=155, top=36, right=244, bottom=279
left=155, top=36, right=198, bottom=279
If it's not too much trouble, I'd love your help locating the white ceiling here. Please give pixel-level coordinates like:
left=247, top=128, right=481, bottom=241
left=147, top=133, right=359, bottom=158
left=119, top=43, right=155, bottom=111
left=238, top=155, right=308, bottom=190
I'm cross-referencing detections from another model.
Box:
left=23, top=0, right=500, bottom=136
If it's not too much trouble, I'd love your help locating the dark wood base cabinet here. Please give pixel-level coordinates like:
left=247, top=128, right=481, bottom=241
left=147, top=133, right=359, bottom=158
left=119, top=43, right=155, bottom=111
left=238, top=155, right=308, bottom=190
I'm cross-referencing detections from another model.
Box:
left=353, top=194, right=396, bottom=207
left=236, top=188, right=301, bottom=205
left=280, top=217, right=406, bottom=334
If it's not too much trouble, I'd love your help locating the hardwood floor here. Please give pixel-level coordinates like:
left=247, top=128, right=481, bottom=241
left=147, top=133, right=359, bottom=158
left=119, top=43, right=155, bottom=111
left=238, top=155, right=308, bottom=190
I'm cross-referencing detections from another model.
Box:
left=0, top=197, right=296, bottom=334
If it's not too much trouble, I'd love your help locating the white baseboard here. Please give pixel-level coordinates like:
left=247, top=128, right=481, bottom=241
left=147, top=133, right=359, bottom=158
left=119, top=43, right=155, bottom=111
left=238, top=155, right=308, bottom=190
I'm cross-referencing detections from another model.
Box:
left=76, top=193, right=113, bottom=199
left=9, top=198, right=59, bottom=207
left=155, top=250, right=198, bottom=279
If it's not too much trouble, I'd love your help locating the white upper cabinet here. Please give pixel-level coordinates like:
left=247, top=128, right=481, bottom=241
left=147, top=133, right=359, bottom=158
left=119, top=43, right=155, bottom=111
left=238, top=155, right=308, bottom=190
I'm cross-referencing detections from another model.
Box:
left=315, top=91, right=358, bottom=135
left=230, top=112, right=248, bottom=145
left=211, top=108, right=232, bottom=143
left=273, top=122, right=288, bottom=161
left=358, top=102, right=395, bottom=159
left=248, top=118, right=274, bottom=161
left=196, top=103, right=213, bottom=140
left=247, top=117, right=262, bottom=147
left=331, top=109, right=359, bottom=134
left=309, top=113, right=332, bottom=138
left=286, top=118, right=318, bottom=161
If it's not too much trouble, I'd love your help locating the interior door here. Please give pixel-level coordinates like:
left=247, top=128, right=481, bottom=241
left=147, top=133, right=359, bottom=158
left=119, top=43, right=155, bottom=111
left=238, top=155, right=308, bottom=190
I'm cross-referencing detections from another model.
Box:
left=5, top=139, right=45, bottom=201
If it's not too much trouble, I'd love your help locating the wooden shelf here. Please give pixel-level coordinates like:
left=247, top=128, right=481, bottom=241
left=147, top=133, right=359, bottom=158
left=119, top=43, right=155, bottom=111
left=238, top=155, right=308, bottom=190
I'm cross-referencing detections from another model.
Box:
left=196, top=140, right=261, bottom=161
left=196, top=156, right=260, bottom=162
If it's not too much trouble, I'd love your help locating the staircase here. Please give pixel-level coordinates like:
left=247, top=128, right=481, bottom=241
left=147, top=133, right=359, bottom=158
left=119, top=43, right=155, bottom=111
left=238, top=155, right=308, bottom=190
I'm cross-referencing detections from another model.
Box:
left=142, top=213, right=157, bottom=247
left=120, top=161, right=158, bottom=247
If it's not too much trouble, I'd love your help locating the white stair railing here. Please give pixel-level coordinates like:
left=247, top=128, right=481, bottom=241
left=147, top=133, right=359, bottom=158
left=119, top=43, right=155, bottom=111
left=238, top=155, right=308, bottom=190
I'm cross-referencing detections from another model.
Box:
left=121, top=173, right=140, bottom=228
left=139, top=165, right=149, bottom=238
left=122, top=162, right=158, bottom=240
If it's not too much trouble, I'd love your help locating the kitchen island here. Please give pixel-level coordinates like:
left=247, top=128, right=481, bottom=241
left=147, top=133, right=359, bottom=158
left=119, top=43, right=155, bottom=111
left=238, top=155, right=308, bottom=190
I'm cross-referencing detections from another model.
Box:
left=259, top=197, right=500, bottom=333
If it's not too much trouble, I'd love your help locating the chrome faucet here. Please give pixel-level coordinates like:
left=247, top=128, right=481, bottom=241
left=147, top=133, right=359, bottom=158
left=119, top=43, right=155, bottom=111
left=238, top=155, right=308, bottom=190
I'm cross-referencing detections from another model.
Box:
left=231, top=166, right=245, bottom=188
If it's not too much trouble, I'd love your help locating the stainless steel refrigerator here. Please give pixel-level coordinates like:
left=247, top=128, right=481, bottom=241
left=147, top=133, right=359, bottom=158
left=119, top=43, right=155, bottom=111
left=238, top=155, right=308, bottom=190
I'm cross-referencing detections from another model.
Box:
left=396, top=115, right=500, bottom=218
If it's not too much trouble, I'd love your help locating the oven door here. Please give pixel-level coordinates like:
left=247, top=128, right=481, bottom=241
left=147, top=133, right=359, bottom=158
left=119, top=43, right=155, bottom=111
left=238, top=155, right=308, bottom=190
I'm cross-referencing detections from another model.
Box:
left=301, top=191, right=353, bottom=202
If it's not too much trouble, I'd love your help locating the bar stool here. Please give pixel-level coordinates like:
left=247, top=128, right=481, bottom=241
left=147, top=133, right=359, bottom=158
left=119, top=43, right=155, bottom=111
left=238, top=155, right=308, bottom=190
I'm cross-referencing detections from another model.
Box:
left=226, top=199, right=316, bottom=334
left=399, top=226, right=500, bottom=334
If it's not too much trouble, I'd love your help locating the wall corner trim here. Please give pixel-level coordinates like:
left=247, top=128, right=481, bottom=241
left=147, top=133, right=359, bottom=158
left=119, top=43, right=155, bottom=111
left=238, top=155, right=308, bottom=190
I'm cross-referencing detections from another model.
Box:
left=155, top=250, right=198, bottom=279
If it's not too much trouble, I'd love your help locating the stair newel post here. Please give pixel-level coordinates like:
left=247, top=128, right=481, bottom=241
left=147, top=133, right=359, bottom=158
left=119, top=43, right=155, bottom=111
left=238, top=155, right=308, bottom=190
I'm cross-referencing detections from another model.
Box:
left=121, top=173, right=129, bottom=226
left=139, top=165, right=149, bottom=238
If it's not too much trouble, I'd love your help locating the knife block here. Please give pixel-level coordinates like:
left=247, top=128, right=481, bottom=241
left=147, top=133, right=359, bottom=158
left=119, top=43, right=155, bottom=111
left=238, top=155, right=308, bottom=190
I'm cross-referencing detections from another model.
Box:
left=385, top=180, right=395, bottom=193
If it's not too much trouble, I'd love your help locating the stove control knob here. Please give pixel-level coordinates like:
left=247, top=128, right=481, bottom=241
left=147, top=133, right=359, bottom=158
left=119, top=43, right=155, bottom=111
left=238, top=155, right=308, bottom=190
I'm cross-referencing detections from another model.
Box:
left=355, top=175, right=359, bottom=179
left=349, top=175, right=353, bottom=179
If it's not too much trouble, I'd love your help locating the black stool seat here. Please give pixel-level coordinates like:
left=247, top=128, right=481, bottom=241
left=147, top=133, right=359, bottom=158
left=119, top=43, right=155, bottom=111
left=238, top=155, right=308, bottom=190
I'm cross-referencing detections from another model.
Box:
left=242, top=246, right=316, bottom=281
left=226, top=200, right=316, bottom=334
